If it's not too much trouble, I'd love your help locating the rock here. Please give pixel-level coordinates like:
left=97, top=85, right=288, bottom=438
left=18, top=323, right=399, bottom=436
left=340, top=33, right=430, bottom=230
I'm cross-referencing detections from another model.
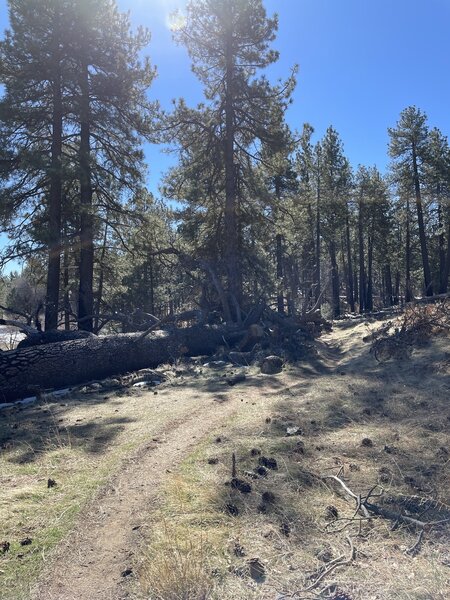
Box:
left=260, top=355, right=283, bottom=375
left=286, top=426, right=301, bottom=436
left=227, top=373, right=246, bottom=386
left=204, top=360, right=228, bottom=369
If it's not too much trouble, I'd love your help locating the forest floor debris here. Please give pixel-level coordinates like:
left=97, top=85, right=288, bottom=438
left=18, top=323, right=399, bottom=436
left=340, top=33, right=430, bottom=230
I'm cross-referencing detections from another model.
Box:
left=0, top=316, right=449, bottom=599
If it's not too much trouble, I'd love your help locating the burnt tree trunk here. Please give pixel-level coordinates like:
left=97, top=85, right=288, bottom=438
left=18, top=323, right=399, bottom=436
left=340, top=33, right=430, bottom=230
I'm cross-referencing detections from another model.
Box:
left=0, top=326, right=245, bottom=403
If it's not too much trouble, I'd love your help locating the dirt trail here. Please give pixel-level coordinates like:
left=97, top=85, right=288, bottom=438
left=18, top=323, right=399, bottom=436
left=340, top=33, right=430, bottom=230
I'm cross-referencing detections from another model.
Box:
left=31, top=397, right=241, bottom=600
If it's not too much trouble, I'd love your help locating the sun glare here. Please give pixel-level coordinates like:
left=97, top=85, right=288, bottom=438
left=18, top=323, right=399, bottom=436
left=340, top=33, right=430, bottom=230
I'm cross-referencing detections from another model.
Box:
left=166, top=9, right=186, bottom=31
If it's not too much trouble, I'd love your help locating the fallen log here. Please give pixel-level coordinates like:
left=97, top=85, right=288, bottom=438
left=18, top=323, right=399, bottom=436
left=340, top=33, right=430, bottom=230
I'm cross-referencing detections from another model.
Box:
left=0, top=325, right=245, bottom=403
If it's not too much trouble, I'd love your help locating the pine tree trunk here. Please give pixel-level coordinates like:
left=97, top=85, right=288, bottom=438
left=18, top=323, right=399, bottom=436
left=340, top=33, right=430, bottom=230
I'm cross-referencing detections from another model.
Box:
left=405, top=195, right=412, bottom=302
left=45, top=35, right=63, bottom=331
left=329, top=239, right=340, bottom=317
left=443, top=221, right=450, bottom=293
left=384, top=263, right=393, bottom=306
left=353, top=267, right=358, bottom=305
left=0, top=326, right=246, bottom=403
left=63, top=244, right=70, bottom=331
left=223, top=15, right=239, bottom=316
left=94, top=223, right=108, bottom=333
left=315, top=173, right=321, bottom=305
left=412, top=146, right=433, bottom=296
left=438, top=197, right=447, bottom=293
left=394, top=270, right=400, bottom=305
left=78, top=58, right=94, bottom=332
left=345, top=210, right=355, bottom=312
left=358, top=195, right=366, bottom=313
left=367, top=233, right=374, bottom=311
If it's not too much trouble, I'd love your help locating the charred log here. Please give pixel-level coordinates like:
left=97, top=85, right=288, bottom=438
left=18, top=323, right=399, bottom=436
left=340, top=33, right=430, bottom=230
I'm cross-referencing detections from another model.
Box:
left=0, top=325, right=245, bottom=402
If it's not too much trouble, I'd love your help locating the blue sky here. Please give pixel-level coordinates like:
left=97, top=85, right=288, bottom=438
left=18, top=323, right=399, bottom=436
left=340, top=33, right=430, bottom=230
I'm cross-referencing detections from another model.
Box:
left=112, top=0, right=450, bottom=191
left=1, top=0, right=450, bottom=270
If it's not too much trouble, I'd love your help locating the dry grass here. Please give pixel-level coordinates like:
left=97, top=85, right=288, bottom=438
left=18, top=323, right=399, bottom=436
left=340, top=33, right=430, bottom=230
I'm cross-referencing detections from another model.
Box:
left=142, top=521, right=215, bottom=600
left=0, top=375, right=226, bottom=600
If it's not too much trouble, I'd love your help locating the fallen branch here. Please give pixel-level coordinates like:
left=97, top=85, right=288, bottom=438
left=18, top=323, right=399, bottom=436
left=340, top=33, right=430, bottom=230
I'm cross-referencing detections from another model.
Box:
left=297, top=535, right=355, bottom=595
left=323, top=473, right=450, bottom=531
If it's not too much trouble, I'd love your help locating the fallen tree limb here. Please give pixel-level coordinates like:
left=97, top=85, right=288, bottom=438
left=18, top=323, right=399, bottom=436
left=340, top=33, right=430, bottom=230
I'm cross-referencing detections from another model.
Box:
left=0, top=325, right=245, bottom=403
left=323, top=474, right=450, bottom=530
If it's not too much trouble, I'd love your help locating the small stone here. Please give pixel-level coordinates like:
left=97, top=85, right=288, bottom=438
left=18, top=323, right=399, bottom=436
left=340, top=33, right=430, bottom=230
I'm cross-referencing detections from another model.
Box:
left=260, top=356, right=283, bottom=375
left=208, top=458, right=219, bottom=465
left=250, top=448, right=261, bottom=456
left=227, top=373, right=246, bottom=386
left=121, top=568, right=133, bottom=577
left=204, top=361, right=228, bottom=369
left=286, top=426, right=301, bottom=436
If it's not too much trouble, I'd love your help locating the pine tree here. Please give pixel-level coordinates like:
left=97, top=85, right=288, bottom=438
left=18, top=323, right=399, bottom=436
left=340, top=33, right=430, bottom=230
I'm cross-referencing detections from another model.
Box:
left=0, top=0, right=155, bottom=331
left=320, top=126, right=352, bottom=317
left=0, top=0, right=75, bottom=330
left=388, top=106, right=433, bottom=296
left=165, top=0, right=296, bottom=318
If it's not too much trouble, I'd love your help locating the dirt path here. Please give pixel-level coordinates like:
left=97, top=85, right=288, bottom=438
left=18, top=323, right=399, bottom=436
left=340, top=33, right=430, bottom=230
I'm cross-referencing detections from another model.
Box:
left=31, top=397, right=241, bottom=600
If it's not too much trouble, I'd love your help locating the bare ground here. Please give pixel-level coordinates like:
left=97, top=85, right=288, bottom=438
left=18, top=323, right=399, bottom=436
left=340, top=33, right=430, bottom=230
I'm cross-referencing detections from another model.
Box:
left=2, top=318, right=449, bottom=600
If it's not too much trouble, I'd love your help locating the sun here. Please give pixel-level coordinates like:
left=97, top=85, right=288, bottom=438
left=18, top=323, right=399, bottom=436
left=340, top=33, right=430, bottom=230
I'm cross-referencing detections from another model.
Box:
left=165, top=9, right=186, bottom=31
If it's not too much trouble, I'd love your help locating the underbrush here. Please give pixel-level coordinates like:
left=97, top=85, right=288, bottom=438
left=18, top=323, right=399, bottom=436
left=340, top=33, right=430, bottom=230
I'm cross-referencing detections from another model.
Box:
left=369, top=299, right=449, bottom=362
